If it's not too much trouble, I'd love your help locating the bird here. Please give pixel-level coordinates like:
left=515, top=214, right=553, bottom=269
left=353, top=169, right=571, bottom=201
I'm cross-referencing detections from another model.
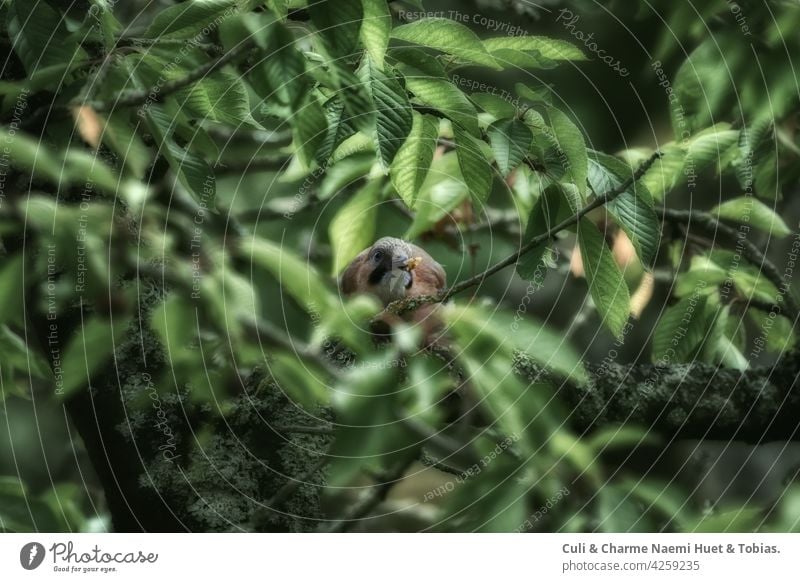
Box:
left=339, top=237, right=446, bottom=338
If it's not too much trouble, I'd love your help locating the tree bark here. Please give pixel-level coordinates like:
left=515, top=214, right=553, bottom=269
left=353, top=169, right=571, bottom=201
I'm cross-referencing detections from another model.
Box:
left=515, top=350, right=800, bottom=443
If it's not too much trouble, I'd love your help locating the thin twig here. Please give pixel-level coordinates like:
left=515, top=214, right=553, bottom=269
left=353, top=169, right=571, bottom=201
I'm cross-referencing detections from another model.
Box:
left=386, top=151, right=663, bottom=316
left=319, top=457, right=415, bottom=533
left=85, top=40, right=257, bottom=112
left=271, top=424, right=334, bottom=435
left=658, top=207, right=800, bottom=320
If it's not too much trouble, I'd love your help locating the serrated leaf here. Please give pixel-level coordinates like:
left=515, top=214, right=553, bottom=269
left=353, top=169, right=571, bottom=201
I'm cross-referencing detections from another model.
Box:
left=293, top=93, right=328, bottom=167
left=329, top=180, right=382, bottom=274
left=59, top=315, right=131, bottom=399
left=548, top=107, right=588, bottom=196
left=483, top=36, right=586, bottom=61
left=361, top=0, right=391, bottom=68
left=517, top=185, right=561, bottom=280
left=712, top=197, right=791, bottom=238
left=471, top=92, right=517, bottom=119
left=405, top=76, right=479, bottom=136
left=309, top=0, right=363, bottom=59
left=145, top=0, right=239, bottom=39
left=454, top=124, right=493, bottom=204
left=392, top=18, right=499, bottom=69
left=588, top=152, right=659, bottom=268
left=316, top=98, right=358, bottom=164
left=328, top=61, right=375, bottom=133
left=488, top=118, right=532, bottom=176
left=578, top=218, right=631, bottom=338
left=516, top=83, right=553, bottom=105
left=651, top=294, right=709, bottom=362
left=7, top=1, right=87, bottom=73
left=176, top=69, right=260, bottom=128
left=489, top=48, right=558, bottom=70
left=368, top=62, right=413, bottom=167
left=390, top=112, right=438, bottom=208
left=390, top=47, right=448, bottom=78
left=251, top=20, right=307, bottom=111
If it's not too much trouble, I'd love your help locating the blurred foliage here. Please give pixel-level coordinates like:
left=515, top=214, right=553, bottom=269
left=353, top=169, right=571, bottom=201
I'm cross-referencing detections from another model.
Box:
left=0, top=0, right=799, bottom=532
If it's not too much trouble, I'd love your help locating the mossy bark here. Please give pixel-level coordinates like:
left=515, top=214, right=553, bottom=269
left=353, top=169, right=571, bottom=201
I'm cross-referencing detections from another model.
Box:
left=514, top=350, right=800, bottom=443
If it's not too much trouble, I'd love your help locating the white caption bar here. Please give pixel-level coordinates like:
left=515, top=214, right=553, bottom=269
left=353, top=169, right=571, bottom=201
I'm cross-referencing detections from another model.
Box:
left=0, top=533, right=796, bottom=580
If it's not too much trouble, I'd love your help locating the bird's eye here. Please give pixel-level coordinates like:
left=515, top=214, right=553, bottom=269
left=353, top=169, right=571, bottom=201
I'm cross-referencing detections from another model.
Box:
left=372, top=250, right=383, bottom=262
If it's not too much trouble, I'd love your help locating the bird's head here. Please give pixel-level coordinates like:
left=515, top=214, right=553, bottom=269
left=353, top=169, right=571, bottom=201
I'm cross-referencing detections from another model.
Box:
left=363, top=237, right=422, bottom=303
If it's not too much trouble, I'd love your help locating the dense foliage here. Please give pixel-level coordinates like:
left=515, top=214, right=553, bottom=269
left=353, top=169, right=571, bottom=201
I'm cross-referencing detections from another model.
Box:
left=1, top=0, right=799, bottom=532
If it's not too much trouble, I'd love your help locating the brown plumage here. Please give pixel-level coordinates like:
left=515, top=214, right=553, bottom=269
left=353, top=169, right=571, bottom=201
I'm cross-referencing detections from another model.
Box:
left=339, top=237, right=446, bottom=339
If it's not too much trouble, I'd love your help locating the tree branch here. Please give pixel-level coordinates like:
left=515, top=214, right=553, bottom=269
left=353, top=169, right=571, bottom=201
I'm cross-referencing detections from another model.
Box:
left=319, top=457, right=415, bottom=533
left=658, top=207, right=800, bottom=320
left=515, top=349, right=800, bottom=444
left=85, top=40, right=257, bottom=112
left=386, top=151, right=663, bottom=316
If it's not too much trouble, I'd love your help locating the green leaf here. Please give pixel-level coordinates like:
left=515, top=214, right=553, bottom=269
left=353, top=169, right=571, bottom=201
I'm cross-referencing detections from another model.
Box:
left=361, top=0, right=391, bottom=68
left=390, top=112, right=439, bottom=208
left=249, top=20, right=307, bottom=111
left=578, top=218, right=631, bottom=338
left=151, top=295, right=197, bottom=367
left=454, top=124, right=493, bottom=204
left=102, top=112, right=152, bottom=179
left=329, top=180, right=382, bottom=274
left=588, top=152, right=659, bottom=268
left=405, top=77, right=479, bottom=136
left=489, top=48, right=558, bottom=70
left=0, top=128, right=121, bottom=196
left=309, top=0, right=363, bottom=59
left=327, top=61, right=375, bottom=133
left=176, top=68, right=261, bottom=128
left=329, top=355, right=412, bottom=485
left=483, top=36, right=586, bottom=61
left=471, top=92, right=518, bottom=119
left=269, top=352, right=331, bottom=409
left=319, top=151, right=374, bottom=199
left=516, top=185, right=561, bottom=280
left=0, top=255, right=25, bottom=327
left=367, top=62, right=413, bottom=167
left=293, top=93, right=328, bottom=167
left=404, top=153, right=469, bottom=239
left=651, top=294, right=709, bottom=363
left=129, top=58, right=216, bottom=204
left=390, top=47, right=448, bottom=78
left=637, top=125, right=738, bottom=200
left=487, top=118, right=532, bottom=177
left=712, top=197, right=791, bottom=238
left=548, top=107, right=588, bottom=196
left=7, top=1, right=87, bottom=73
left=588, top=425, right=660, bottom=453
left=242, top=236, right=336, bottom=313
left=391, top=18, right=499, bottom=69
left=59, top=316, right=131, bottom=399
left=316, top=99, right=358, bottom=164
left=145, top=0, right=239, bottom=39
left=446, top=303, right=587, bottom=384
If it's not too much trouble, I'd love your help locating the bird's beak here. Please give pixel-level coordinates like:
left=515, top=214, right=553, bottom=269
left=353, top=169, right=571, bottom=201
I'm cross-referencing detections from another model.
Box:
left=403, top=256, right=422, bottom=272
